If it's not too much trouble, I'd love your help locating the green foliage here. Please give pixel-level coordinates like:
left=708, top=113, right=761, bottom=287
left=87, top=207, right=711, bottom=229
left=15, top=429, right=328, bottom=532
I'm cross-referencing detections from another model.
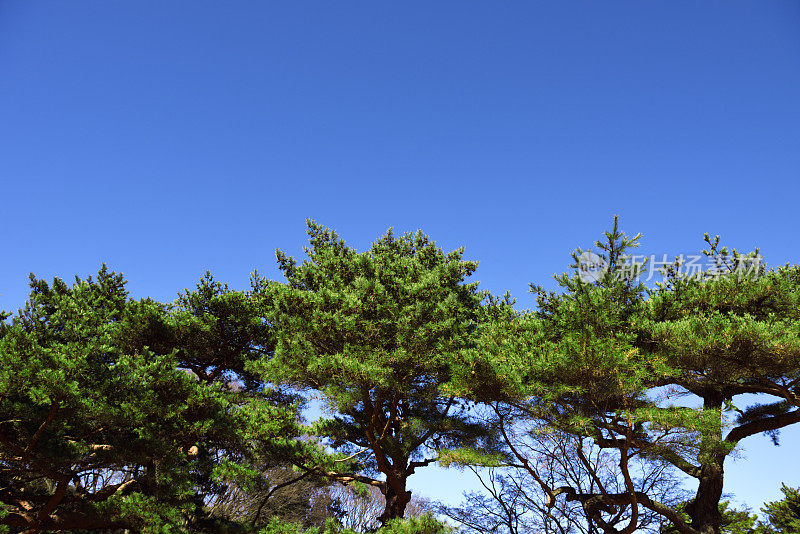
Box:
left=456, top=218, right=800, bottom=534
left=165, top=272, right=327, bottom=529
left=0, top=267, right=307, bottom=532
left=170, top=272, right=273, bottom=388
left=254, top=221, right=496, bottom=520
left=259, top=516, right=306, bottom=534
left=436, top=446, right=505, bottom=468
left=258, top=515, right=451, bottom=534
left=663, top=501, right=759, bottom=534
left=374, top=514, right=451, bottom=534
left=0, top=267, right=236, bottom=530
left=1, top=222, right=797, bottom=533
left=758, top=484, right=800, bottom=533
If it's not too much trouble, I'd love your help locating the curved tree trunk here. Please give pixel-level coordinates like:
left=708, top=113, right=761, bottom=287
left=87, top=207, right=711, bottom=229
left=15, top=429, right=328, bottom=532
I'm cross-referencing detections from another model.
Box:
left=687, top=394, right=725, bottom=534
left=689, top=459, right=724, bottom=534
left=378, top=472, right=411, bottom=523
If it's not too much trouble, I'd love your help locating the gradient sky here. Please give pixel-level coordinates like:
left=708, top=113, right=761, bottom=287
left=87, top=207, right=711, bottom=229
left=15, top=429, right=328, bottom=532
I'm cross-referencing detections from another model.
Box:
left=2, top=0, right=799, bottom=516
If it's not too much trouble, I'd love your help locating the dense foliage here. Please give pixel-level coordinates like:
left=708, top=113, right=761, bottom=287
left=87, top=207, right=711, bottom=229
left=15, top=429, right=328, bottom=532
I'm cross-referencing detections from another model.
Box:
left=0, top=268, right=239, bottom=531
left=253, top=222, right=496, bottom=521
left=453, top=218, right=800, bottom=534
left=1, top=220, right=798, bottom=533
left=759, top=484, right=800, bottom=533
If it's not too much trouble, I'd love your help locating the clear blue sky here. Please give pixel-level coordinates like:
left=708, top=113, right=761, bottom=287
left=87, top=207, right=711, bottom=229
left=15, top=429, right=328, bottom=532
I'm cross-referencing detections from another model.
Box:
left=2, top=0, right=799, bottom=515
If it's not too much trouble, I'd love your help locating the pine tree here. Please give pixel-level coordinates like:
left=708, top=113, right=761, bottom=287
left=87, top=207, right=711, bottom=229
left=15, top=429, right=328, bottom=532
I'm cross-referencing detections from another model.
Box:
left=0, top=267, right=236, bottom=531
left=456, top=218, right=800, bottom=534
left=255, top=221, right=495, bottom=522
left=0, top=268, right=306, bottom=532
left=758, top=484, right=800, bottom=533
left=663, top=501, right=759, bottom=534
left=166, top=272, right=320, bottom=530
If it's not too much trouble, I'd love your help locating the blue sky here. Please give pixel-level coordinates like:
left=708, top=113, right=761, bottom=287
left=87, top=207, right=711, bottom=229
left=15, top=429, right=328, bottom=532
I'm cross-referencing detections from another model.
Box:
left=2, top=0, right=799, bottom=515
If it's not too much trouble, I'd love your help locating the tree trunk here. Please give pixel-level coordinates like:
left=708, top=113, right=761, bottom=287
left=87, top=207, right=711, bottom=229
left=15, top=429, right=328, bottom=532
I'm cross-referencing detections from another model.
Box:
left=687, top=394, right=725, bottom=534
left=378, top=473, right=411, bottom=524
left=689, top=459, right=724, bottom=534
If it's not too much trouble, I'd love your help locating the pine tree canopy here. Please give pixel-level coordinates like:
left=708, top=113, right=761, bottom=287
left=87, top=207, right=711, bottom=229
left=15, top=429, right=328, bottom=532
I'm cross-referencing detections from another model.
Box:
left=454, top=218, right=800, bottom=534
left=1, top=221, right=797, bottom=534
left=0, top=268, right=306, bottom=532
left=0, top=267, right=230, bottom=530
left=253, top=221, right=497, bottom=522
left=759, top=484, right=800, bottom=533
